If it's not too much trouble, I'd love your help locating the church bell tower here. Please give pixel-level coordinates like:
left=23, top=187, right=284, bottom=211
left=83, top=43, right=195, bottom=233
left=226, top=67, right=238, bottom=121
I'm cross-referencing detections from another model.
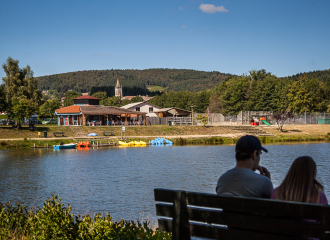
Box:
left=115, top=78, right=123, bottom=98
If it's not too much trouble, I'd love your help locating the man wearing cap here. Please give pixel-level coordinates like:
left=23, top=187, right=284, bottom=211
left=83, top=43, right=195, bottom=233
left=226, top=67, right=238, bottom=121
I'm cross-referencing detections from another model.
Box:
left=216, top=135, right=273, bottom=198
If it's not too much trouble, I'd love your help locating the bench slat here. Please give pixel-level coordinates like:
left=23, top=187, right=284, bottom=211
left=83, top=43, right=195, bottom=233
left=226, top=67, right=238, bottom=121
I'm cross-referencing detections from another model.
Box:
left=155, top=189, right=330, bottom=239
left=103, top=131, right=114, bottom=136
left=156, top=203, right=322, bottom=238
left=158, top=218, right=299, bottom=240
left=155, top=188, right=330, bottom=221
left=53, top=132, right=65, bottom=137
left=188, top=207, right=321, bottom=238
left=189, top=223, right=297, bottom=240
left=186, top=191, right=330, bottom=222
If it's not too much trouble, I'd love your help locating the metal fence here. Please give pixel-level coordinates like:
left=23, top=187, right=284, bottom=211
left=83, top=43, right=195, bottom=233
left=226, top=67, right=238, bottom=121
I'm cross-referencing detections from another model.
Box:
left=223, top=115, right=237, bottom=122
left=168, top=117, right=194, bottom=125
left=290, top=112, right=330, bottom=124
left=147, top=117, right=169, bottom=125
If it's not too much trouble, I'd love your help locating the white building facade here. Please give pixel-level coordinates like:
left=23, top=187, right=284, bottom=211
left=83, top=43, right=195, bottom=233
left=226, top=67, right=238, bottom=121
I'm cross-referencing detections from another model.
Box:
left=121, top=101, right=161, bottom=117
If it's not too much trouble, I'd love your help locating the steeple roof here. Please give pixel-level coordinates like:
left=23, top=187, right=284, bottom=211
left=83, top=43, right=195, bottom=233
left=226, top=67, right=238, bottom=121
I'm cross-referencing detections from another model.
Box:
left=115, top=78, right=121, bottom=88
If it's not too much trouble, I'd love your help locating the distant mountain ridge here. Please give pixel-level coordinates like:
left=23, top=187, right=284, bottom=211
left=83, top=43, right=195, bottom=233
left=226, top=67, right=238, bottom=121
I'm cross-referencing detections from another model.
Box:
left=36, top=68, right=330, bottom=94
left=285, top=68, right=330, bottom=83
left=37, top=68, right=232, bottom=94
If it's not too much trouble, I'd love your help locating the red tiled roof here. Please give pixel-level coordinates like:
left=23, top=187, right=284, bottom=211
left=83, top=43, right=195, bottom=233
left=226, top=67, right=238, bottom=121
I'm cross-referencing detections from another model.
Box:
left=73, top=96, right=99, bottom=100
left=55, top=105, right=81, bottom=114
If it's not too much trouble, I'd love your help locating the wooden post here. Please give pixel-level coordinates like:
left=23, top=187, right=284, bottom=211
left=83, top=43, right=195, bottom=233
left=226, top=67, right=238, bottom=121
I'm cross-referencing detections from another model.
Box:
left=47, top=143, right=48, bottom=147
left=125, top=115, right=127, bottom=126
left=34, top=143, right=35, bottom=148
left=172, top=191, right=190, bottom=240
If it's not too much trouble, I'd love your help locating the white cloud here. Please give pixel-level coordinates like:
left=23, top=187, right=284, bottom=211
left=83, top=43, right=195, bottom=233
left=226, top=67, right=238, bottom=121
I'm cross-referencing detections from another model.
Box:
left=182, top=25, right=187, bottom=28
left=199, top=4, right=229, bottom=13
left=178, top=6, right=184, bottom=10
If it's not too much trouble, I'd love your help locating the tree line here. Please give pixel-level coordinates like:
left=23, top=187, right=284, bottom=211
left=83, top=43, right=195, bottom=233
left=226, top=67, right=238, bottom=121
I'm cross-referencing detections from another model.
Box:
left=37, top=68, right=232, bottom=94
left=144, top=69, right=330, bottom=115
left=208, top=69, right=330, bottom=115
left=2, top=57, right=330, bottom=123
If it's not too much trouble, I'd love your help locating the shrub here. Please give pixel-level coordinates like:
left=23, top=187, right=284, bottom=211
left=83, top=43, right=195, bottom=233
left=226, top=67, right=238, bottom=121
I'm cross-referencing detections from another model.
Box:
left=0, top=195, right=171, bottom=240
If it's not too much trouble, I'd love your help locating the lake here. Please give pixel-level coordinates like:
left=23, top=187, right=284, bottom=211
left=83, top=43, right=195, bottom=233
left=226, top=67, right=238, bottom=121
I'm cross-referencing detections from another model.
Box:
left=0, top=143, right=329, bottom=222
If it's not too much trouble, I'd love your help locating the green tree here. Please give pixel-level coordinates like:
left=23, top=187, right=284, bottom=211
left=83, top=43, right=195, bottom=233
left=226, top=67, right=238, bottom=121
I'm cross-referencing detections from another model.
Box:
left=92, top=91, right=108, bottom=105
left=130, top=95, right=144, bottom=103
left=103, top=96, right=122, bottom=107
left=0, top=84, right=8, bottom=113
left=120, top=99, right=130, bottom=106
left=39, top=98, right=61, bottom=118
left=2, top=57, right=41, bottom=122
left=287, top=75, right=327, bottom=113
left=219, top=76, right=250, bottom=115
left=63, top=91, right=81, bottom=107
left=11, top=97, right=36, bottom=124
left=48, top=90, right=59, bottom=99
left=246, top=73, right=278, bottom=111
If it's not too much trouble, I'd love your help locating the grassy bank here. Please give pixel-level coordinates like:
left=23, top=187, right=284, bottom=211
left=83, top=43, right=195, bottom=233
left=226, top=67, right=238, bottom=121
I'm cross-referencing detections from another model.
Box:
left=0, top=125, right=236, bottom=139
left=166, top=134, right=330, bottom=145
left=1, top=125, right=330, bottom=149
left=0, top=139, right=75, bottom=150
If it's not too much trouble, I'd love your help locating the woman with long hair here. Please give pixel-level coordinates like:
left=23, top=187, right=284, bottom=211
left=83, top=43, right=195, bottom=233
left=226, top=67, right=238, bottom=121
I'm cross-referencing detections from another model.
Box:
left=271, top=156, right=328, bottom=204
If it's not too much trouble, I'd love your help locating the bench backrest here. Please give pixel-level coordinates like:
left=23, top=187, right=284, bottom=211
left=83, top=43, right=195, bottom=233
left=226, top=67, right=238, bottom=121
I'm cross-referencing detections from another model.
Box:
left=154, top=188, right=330, bottom=240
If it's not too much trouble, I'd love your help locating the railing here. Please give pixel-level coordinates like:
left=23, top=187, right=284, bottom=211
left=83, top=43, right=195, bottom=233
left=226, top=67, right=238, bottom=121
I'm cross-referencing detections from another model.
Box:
left=168, top=117, right=193, bottom=125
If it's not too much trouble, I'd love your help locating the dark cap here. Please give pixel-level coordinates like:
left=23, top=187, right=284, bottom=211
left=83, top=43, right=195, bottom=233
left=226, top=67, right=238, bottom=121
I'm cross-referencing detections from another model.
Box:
left=235, top=135, right=268, bottom=153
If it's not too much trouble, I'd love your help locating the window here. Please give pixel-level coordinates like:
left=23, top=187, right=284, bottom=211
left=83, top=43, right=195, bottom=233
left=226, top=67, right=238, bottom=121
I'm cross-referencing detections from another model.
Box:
left=136, top=107, right=140, bottom=112
left=149, top=107, right=153, bottom=113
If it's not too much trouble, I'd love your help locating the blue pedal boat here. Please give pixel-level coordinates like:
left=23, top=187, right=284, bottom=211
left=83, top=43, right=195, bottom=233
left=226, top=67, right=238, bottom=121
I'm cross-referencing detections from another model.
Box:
left=53, top=143, right=77, bottom=149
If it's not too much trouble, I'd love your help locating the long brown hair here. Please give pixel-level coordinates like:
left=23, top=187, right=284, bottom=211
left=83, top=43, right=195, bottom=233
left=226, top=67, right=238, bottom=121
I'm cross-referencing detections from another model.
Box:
left=275, top=156, right=324, bottom=203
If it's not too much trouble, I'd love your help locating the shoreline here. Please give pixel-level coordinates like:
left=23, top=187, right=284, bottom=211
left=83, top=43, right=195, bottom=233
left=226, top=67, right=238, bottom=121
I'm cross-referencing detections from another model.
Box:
left=1, top=134, right=329, bottom=150
left=1, top=124, right=330, bottom=149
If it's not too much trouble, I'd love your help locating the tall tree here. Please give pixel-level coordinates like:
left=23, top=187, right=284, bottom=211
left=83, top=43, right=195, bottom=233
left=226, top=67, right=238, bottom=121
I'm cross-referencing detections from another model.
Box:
left=0, top=84, right=7, bottom=113
left=246, top=72, right=279, bottom=111
left=92, top=91, right=108, bottom=105
left=2, top=57, right=41, bottom=122
left=39, top=98, right=61, bottom=118
left=219, top=76, right=250, bottom=115
left=287, top=75, right=327, bottom=113
left=63, top=91, right=81, bottom=107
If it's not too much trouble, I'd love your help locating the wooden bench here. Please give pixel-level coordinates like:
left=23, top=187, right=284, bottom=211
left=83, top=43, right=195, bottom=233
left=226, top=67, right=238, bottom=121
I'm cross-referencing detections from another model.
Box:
left=102, top=131, right=114, bottom=136
left=154, top=188, right=330, bottom=240
left=52, top=132, right=65, bottom=137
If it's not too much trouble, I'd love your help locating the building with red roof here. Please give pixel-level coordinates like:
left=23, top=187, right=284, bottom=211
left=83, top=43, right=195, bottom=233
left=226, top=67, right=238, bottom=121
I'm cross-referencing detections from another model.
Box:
left=55, top=96, right=145, bottom=126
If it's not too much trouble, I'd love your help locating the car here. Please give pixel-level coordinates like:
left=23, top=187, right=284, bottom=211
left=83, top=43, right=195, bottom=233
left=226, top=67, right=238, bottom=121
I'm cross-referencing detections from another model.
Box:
left=42, top=118, right=57, bottom=125
left=0, top=119, right=14, bottom=125
left=23, top=118, right=42, bottom=125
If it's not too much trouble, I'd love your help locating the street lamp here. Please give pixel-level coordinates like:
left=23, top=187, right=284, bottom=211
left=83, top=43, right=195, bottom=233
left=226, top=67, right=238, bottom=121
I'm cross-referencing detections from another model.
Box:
left=304, top=107, right=307, bottom=125
left=190, top=106, right=194, bottom=126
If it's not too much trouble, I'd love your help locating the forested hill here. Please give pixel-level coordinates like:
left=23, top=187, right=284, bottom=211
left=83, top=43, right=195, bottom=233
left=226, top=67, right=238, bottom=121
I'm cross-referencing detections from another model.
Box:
left=286, top=68, right=330, bottom=83
left=37, top=68, right=232, bottom=93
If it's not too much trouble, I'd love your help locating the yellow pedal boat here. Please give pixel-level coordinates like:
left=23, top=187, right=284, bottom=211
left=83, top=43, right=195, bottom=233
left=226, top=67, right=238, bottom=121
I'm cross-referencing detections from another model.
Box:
left=118, top=141, right=134, bottom=146
left=134, top=141, right=147, bottom=146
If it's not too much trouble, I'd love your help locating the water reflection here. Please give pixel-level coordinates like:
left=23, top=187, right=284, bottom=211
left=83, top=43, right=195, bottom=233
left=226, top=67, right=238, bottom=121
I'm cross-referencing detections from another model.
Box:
left=0, top=143, right=329, bottom=220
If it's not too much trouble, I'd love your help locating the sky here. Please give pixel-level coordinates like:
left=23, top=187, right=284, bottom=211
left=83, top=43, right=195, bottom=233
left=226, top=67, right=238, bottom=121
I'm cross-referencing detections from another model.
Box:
left=1, top=0, right=330, bottom=82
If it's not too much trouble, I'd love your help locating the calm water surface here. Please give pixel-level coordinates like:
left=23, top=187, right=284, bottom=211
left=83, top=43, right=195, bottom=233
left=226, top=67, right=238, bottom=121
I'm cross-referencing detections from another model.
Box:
left=0, top=143, right=329, bottom=221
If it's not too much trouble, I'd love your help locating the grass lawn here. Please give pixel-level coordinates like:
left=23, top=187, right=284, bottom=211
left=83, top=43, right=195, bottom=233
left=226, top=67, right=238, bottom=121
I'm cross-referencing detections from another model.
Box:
left=263, top=124, right=330, bottom=137
left=0, top=125, right=236, bottom=139
left=1, top=124, right=330, bottom=141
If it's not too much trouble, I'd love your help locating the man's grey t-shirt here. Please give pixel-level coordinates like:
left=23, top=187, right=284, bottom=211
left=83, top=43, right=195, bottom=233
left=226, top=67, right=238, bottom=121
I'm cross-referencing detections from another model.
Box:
left=216, top=168, right=273, bottom=198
